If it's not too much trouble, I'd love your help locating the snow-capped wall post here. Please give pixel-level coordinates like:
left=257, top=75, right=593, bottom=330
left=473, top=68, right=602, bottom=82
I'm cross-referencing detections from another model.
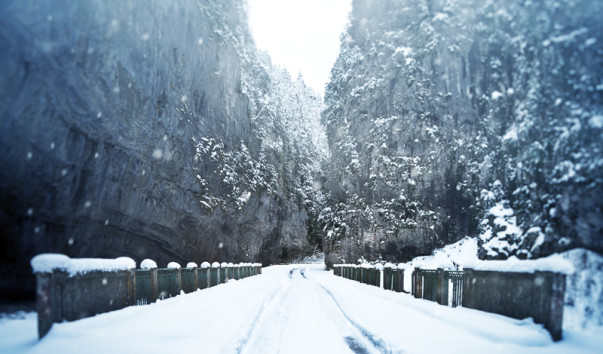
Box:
left=157, top=263, right=181, bottom=299
left=461, top=269, right=566, bottom=341
left=199, top=262, right=210, bottom=289
left=227, top=263, right=234, bottom=280
left=437, top=268, right=447, bottom=306
left=412, top=268, right=422, bottom=298
left=359, top=267, right=365, bottom=284
left=461, top=268, right=474, bottom=309
left=366, top=267, right=376, bottom=286
left=31, top=254, right=136, bottom=339
left=384, top=264, right=400, bottom=291
left=135, top=269, right=152, bottom=305
left=181, top=263, right=198, bottom=294
left=233, top=264, right=240, bottom=280
left=210, top=262, right=220, bottom=286
left=34, top=271, right=63, bottom=339
left=219, top=262, right=227, bottom=283
left=396, top=268, right=404, bottom=293
left=137, top=259, right=158, bottom=304
left=375, top=264, right=384, bottom=288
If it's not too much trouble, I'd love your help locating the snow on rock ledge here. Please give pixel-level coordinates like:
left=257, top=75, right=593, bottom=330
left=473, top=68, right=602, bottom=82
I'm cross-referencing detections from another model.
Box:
left=31, top=253, right=135, bottom=276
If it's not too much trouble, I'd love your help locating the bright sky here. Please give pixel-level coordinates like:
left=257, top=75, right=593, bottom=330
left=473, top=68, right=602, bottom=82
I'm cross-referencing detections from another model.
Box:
left=247, top=0, right=352, bottom=97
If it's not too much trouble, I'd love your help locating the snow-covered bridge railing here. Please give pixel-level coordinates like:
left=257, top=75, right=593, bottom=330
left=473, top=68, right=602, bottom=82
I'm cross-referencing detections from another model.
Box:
left=411, top=268, right=463, bottom=307
left=411, top=267, right=566, bottom=341
left=334, top=262, right=567, bottom=341
left=333, top=263, right=404, bottom=292
left=31, top=254, right=261, bottom=339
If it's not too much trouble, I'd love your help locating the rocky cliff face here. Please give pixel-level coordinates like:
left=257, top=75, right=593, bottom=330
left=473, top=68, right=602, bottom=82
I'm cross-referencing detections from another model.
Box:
left=0, top=0, right=325, bottom=297
left=321, top=0, right=602, bottom=266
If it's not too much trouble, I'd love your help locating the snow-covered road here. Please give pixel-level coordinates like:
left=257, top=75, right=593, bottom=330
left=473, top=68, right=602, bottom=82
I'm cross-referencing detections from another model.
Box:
left=1, top=264, right=602, bottom=353
left=238, top=267, right=392, bottom=353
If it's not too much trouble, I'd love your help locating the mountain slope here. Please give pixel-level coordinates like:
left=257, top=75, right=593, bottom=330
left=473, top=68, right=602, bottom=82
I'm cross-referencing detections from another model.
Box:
left=0, top=0, right=325, bottom=296
left=321, top=0, right=602, bottom=265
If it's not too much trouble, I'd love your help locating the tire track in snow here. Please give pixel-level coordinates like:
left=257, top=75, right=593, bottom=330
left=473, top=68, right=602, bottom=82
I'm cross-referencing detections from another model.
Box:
left=304, top=269, right=400, bottom=354
left=237, top=267, right=399, bottom=354
left=235, top=276, right=292, bottom=353
left=299, top=268, right=307, bottom=279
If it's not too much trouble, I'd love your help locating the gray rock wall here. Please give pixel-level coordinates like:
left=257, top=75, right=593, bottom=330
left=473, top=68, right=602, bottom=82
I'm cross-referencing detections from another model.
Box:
left=0, top=0, right=310, bottom=297
left=321, top=0, right=602, bottom=263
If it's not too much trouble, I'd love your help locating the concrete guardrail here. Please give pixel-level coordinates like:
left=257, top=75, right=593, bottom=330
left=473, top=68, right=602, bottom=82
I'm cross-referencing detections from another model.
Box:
left=31, top=254, right=262, bottom=339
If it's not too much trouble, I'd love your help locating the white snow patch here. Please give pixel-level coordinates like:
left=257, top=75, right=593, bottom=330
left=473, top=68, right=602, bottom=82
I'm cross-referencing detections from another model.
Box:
left=588, top=115, right=603, bottom=128
left=502, top=126, right=518, bottom=141
left=152, top=148, right=163, bottom=159
left=433, top=12, right=448, bottom=21
left=491, top=90, right=504, bottom=100
left=186, top=262, right=198, bottom=269
left=31, top=254, right=135, bottom=276
left=528, top=227, right=546, bottom=252
left=167, top=262, right=181, bottom=269
left=550, top=28, right=588, bottom=43
left=200, top=262, right=210, bottom=269
left=140, top=259, right=157, bottom=269
left=464, top=255, right=574, bottom=274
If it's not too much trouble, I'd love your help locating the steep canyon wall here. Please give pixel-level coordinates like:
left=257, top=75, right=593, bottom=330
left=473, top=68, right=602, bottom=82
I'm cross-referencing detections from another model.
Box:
left=0, top=0, right=324, bottom=297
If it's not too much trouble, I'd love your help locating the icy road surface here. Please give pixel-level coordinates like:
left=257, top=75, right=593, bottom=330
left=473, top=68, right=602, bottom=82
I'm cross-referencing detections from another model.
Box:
left=1, top=264, right=602, bottom=353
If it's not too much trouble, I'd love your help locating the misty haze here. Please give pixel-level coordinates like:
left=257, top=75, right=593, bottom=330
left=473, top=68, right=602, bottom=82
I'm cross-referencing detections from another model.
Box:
left=0, top=0, right=601, bottom=353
